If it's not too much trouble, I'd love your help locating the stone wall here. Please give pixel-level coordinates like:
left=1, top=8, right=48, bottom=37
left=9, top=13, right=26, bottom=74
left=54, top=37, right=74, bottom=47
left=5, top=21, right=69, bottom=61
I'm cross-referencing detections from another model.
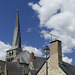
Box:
left=37, top=58, right=66, bottom=75
left=29, top=62, right=35, bottom=70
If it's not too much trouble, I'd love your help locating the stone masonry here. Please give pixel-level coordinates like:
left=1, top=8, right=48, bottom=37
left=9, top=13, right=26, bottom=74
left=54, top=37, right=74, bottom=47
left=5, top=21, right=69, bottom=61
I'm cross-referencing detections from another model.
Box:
left=37, top=40, right=66, bottom=75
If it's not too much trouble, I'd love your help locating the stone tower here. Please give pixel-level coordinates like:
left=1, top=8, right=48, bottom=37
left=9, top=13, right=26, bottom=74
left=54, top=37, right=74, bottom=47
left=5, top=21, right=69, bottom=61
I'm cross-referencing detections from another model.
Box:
left=6, top=9, right=22, bottom=62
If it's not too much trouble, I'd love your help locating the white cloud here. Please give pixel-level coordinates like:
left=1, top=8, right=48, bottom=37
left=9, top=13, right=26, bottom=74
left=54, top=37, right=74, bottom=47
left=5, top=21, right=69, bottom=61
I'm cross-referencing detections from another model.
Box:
left=63, top=56, right=72, bottom=64
left=29, top=0, right=75, bottom=64
left=0, top=41, right=43, bottom=60
left=0, top=41, right=11, bottom=60
left=0, top=40, right=72, bottom=64
left=40, top=30, right=51, bottom=39
left=22, top=45, right=43, bottom=56
left=28, top=0, right=62, bottom=26
left=62, top=54, right=72, bottom=64
left=40, top=30, right=75, bottom=54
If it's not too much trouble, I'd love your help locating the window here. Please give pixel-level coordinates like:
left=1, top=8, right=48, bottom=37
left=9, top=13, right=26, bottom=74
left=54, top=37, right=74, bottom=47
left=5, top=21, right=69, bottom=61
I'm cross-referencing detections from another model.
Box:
left=9, top=51, right=13, bottom=56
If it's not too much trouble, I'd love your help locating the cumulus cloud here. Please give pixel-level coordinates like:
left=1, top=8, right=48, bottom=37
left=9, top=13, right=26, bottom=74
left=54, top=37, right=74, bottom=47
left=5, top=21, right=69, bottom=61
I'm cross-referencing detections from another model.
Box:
left=0, top=41, right=11, bottom=60
left=22, top=45, right=43, bottom=56
left=28, top=0, right=75, bottom=64
left=0, top=40, right=43, bottom=60
left=0, top=41, right=72, bottom=64
left=63, top=56, right=72, bottom=64
left=0, top=40, right=72, bottom=64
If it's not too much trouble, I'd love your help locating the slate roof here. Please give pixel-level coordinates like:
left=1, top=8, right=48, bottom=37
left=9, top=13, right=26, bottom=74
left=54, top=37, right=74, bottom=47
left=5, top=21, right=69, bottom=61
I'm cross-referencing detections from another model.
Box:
left=1, top=53, right=75, bottom=75
left=6, top=62, right=22, bottom=75
left=32, top=56, right=46, bottom=70
left=21, top=56, right=46, bottom=75
left=27, top=56, right=47, bottom=75
left=34, top=57, right=49, bottom=75
left=0, top=60, right=5, bottom=72
left=22, top=67, right=30, bottom=74
left=12, top=50, right=30, bottom=64
left=59, top=61, right=75, bottom=75
left=7, top=47, right=22, bottom=52
left=29, top=70, right=38, bottom=75
left=34, top=57, right=75, bottom=75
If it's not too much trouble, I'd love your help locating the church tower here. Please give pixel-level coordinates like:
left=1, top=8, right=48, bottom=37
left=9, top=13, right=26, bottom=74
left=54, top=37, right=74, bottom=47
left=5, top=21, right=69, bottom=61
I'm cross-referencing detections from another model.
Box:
left=6, top=9, right=22, bottom=62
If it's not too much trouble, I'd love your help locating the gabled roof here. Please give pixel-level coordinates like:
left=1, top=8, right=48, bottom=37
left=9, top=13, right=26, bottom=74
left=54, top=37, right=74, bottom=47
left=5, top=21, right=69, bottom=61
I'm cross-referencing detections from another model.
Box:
left=34, top=56, right=75, bottom=75
left=34, top=56, right=49, bottom=75
left=59, top=61, right=75, bottom=75
left=28, top=56, right=46, bottom=75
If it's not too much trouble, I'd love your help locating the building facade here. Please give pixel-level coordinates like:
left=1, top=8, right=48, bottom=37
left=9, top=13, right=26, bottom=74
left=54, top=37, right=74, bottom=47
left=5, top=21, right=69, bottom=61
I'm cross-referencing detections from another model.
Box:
left=0, top=9, right=75, bottom=75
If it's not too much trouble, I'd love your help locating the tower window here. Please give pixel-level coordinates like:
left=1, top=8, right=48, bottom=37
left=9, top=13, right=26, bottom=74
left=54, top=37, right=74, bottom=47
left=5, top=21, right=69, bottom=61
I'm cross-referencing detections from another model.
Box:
left=9, top=51, right=13, bottom=56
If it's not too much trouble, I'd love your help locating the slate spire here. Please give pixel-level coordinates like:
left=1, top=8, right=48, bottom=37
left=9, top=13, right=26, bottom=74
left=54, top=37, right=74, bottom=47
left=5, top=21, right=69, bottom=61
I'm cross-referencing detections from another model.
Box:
left=11, top=8, right=21, bottom=49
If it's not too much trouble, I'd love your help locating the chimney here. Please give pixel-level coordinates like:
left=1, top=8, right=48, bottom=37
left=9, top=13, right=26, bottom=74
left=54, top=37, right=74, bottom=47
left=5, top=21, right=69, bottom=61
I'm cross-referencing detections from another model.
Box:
left=17, top=58, right=20, bottom=64
left=30, top=52, right=34, bottom=62
left=49, top=40, right=62, bottom=69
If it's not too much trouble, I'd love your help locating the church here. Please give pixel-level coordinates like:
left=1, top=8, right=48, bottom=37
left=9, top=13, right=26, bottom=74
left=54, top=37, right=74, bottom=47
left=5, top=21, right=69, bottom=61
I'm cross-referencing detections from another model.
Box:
left=0, top=9, right=75, bottom=75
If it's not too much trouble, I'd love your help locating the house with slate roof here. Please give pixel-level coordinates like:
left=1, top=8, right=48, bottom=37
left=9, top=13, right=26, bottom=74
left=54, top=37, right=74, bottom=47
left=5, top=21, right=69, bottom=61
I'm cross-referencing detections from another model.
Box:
left=0, top=9, right=75, bottom=75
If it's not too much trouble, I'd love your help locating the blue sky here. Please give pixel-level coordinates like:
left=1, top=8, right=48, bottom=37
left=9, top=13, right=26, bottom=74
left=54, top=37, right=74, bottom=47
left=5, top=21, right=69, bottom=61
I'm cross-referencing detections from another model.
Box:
left=0, top=0, right=45, bottom=48
left=0, top=0, right=47, bottom=60
left=0, top=0, right=75, bottom=65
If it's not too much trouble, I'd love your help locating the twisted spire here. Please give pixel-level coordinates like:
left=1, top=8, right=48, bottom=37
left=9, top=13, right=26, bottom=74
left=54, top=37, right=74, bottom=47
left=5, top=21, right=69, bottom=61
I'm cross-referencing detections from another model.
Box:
left=11, top=8, right=21, bottom=49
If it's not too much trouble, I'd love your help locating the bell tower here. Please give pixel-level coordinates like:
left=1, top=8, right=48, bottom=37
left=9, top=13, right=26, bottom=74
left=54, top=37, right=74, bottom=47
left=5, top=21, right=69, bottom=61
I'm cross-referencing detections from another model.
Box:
left=6, top=9, right=22, bottom=62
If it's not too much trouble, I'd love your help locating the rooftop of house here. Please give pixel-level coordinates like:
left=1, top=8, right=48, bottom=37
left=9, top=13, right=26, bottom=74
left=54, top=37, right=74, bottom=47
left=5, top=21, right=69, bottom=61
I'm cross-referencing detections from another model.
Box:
left=8, top=55, right=46, bottom=75
left=6, top=62, right=22, bottom=75
left=29, top=70, right=38, bottom=75
left=59, top=61, right=75, bottom=75
left=1, top=55, right=75, bottom=75
left=0, top=60, right=5, bottom=72
left=32, top=56, right=46, bottom=70
left=22, top=67, right=30, bottom=74
left=35, top=58, right=75, bottom=75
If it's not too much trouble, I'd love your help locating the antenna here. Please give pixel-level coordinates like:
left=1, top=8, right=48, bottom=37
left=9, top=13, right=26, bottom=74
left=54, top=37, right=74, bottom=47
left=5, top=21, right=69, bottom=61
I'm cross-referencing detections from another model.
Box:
left=45, top=31, right=59, bottom=41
